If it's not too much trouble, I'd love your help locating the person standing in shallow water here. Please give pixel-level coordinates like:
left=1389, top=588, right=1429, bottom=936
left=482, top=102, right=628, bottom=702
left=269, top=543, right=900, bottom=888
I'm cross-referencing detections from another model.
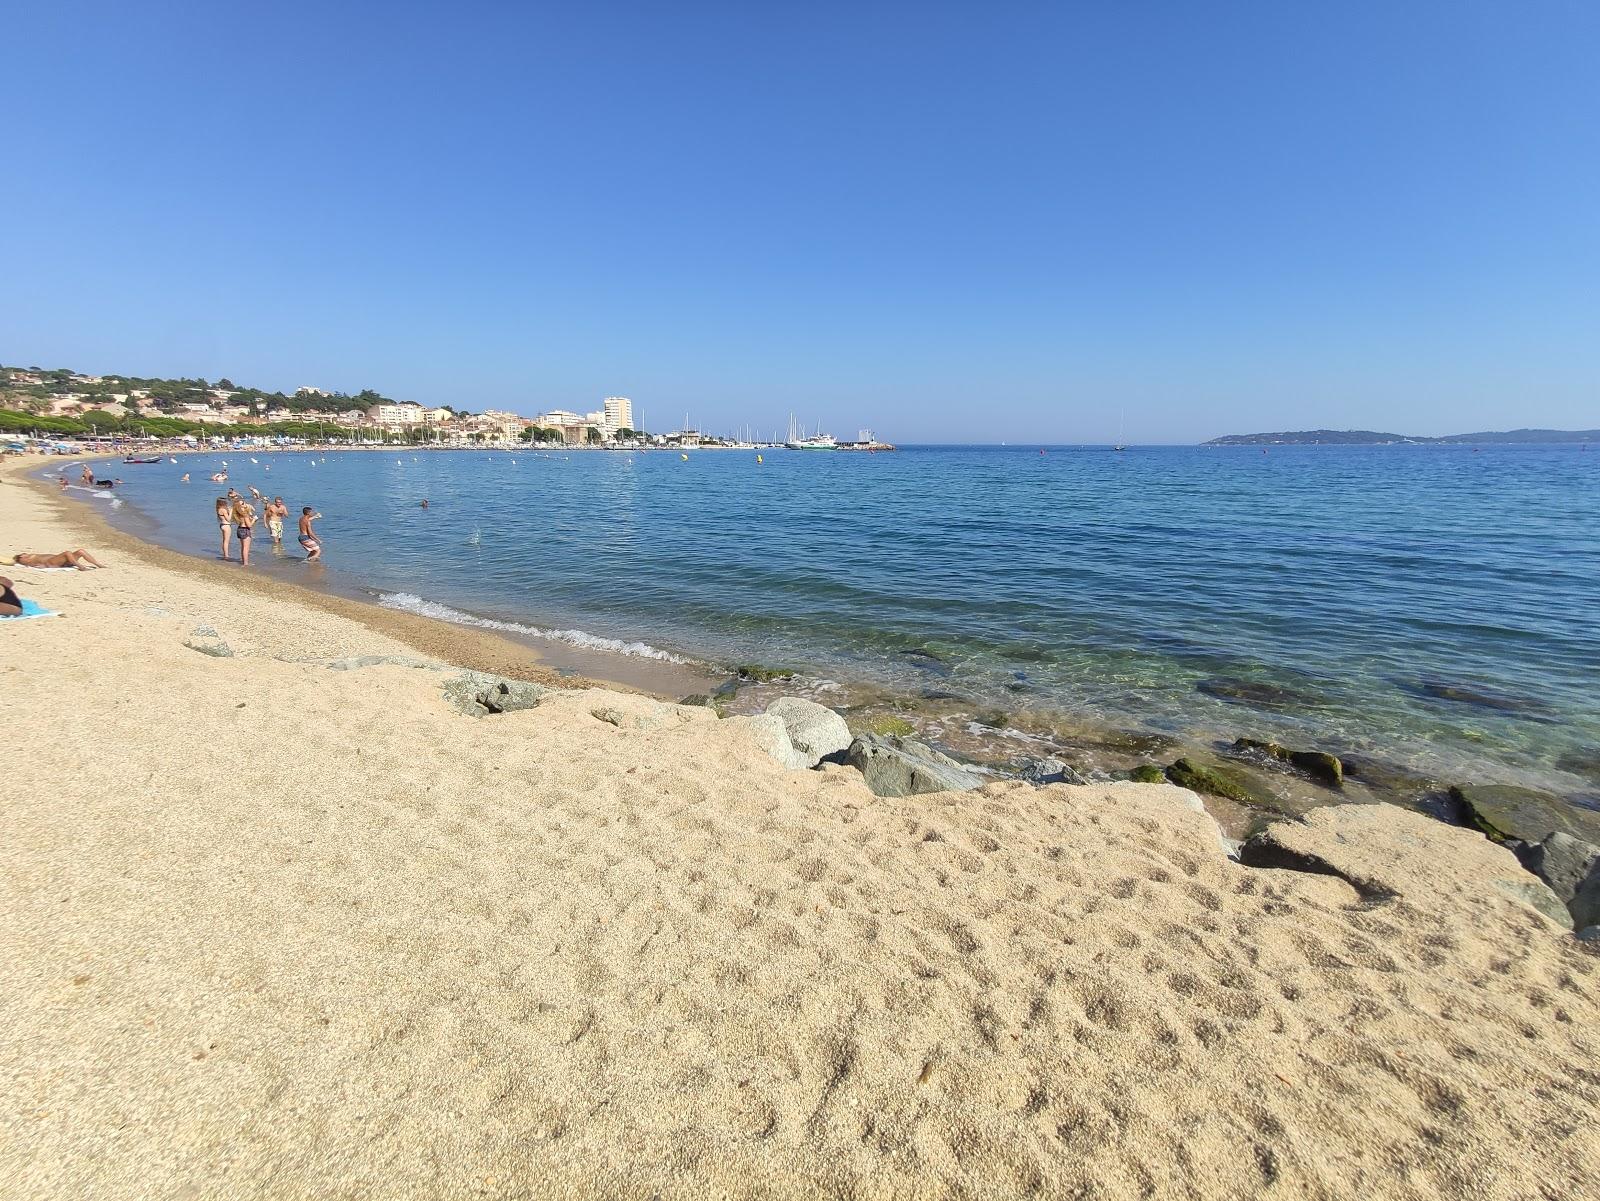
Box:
left=298, top=507, right=322, bottom=562
left=266, top=496, right=288, bottom=544
left=232, top=498, right=257, bottom=567
left=215, top=497, right=234, bottom=560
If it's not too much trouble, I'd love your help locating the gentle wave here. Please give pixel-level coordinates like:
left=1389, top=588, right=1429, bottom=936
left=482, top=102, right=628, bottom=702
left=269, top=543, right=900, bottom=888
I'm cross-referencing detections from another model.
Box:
left=377, top=592, right=688, bottom=662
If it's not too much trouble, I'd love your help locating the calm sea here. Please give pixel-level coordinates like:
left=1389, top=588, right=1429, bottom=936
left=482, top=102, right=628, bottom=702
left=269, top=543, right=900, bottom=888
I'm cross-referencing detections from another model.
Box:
left=63, top=443, right=1600, bottom=793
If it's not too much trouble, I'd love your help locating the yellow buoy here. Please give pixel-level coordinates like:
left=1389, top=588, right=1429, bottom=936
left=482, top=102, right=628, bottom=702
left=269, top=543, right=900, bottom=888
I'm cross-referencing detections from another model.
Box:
left=756, top=454, right=763, bottom=463
left=680, top=453, right=688, bottom=460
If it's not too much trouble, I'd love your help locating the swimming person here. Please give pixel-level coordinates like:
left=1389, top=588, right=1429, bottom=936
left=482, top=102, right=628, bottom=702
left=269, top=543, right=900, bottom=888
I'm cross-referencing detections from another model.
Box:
left=233, top=499, right=257, bottom=567
left=80, top=464, right=93, bottom=486
left=216, top=497, right=234, bottom=560
left=298, top=507, right=322, bottom=561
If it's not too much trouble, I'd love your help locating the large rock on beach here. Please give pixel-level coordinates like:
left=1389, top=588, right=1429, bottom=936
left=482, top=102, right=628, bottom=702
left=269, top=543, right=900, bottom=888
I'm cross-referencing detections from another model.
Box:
left=1018, top=756, right=1089, bottom=786
left=764, top=697, right=851, bottom=768
left=1515, top=832, right=1600, bottom=930
left=1240, top=804, right=1572, bottom=926
left=442, top=671, right=547, bottom=716
left=1449, top=783, right=1600, bottom=845
left=843, top=734, right=985, bottom=798
left=741, top=713, right=812, bottom=771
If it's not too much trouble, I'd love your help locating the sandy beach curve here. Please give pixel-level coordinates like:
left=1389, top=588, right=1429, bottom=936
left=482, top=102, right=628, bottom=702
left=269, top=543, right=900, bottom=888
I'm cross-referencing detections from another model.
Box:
left=2, top=457, right=1597, bottom=1199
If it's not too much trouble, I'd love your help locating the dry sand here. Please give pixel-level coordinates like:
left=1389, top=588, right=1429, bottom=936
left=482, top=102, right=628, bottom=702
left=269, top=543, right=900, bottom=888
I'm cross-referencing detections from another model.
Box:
left=2, top=458, right=1597, bottom=1199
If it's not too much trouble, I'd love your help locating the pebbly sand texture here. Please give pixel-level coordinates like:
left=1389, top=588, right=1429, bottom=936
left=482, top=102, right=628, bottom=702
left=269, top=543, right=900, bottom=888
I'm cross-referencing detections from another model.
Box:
left=3, top=460, right=1599, bottom=1199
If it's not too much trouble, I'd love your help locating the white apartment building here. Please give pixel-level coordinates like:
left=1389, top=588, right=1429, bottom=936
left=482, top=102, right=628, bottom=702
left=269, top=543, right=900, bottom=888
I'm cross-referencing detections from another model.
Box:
left=366, top=401, right=426, bottom=426
left=603, top=396, right=634, bottom=433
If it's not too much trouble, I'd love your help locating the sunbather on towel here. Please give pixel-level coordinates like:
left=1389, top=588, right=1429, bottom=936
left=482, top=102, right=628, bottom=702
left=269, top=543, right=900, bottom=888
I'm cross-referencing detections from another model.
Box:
left=3, top=549, right=106, bottom=571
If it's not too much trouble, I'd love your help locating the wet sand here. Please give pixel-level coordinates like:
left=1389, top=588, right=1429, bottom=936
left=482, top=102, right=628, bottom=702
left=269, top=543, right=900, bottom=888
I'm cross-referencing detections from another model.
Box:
left=17, top=457, right=725, bottom=699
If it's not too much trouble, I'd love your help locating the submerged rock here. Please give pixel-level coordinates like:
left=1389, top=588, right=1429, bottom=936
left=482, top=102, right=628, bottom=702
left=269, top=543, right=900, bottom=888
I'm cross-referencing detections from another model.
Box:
left=1232, top=738, right=1344, bottom=788
left=1125, top=764, right=1168, bottom=785
left=1196, top=677, right=1321, bottom=710
left=1515, top=833, right=1600, bottom=930
left=1414, top=680, right=1549, bottom=715
left=442, top=672, right=546, bottom=716
left=764, top=697, right=851, bottom=768
left=1448, top=783, right=1600, bottom=845
left=861, top=714, right=917, bottom=738
left=734, top=664, right=797, bottom=683
left=1018, top=756, right=1089, bottom=787
left=844, top=734, right=985, bottom=798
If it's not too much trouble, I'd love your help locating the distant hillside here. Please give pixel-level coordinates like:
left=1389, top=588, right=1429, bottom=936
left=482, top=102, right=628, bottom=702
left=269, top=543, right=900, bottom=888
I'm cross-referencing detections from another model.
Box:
left=1206, top=428, right=1599, bottom=446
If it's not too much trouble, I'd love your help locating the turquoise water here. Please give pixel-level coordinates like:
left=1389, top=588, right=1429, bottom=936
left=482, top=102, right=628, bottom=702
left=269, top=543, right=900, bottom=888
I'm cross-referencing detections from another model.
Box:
left=65, top=444, right=1600, bottom=792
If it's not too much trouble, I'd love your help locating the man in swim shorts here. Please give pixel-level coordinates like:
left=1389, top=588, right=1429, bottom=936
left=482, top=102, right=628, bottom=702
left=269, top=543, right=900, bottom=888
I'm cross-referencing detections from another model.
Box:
left=298, top=507, right=322, bottom=561
left=266, top=496, right=287, bottom=543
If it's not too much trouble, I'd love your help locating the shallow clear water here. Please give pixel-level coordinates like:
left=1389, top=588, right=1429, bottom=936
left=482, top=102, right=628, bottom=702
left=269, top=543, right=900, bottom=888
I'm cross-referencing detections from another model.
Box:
left=66, top=443, right=1600, bottom=792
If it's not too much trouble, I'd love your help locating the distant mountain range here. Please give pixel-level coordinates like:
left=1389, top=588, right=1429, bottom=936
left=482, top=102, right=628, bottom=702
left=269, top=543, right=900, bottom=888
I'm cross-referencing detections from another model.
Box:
left=1205, top=428, right=1599, bottom=446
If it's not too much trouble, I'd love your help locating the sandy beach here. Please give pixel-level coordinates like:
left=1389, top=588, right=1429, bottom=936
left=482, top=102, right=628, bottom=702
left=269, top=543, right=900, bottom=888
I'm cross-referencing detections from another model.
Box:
left=3, top=457, right=1598, bottom=1199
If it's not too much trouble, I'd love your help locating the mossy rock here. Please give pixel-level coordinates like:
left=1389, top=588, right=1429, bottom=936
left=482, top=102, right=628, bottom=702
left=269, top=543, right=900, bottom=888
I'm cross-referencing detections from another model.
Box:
left=1127, top=764, right=1167, bottom=784
left=735, top=664, right=798, bottom=683
left=1448, top=784, right=1600, bottom=845
left=1232, top=738, right=1343, bottom=788
left=1165, top=757, right=1284, bottom=811
left=861, top=715, right=916, bottom=738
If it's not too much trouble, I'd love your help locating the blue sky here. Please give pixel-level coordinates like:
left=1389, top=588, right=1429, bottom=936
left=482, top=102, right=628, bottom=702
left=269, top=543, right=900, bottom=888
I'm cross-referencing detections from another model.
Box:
left=4, top=2, right=1596, bottom=442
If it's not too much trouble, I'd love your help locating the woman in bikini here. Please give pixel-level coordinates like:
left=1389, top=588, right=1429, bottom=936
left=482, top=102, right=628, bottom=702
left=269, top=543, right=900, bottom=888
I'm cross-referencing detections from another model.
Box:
left=216, top=497, right=234, bottom=560
left=232, top=499, right=257, bottom=567
left=217, top=495, right=235, bottom=562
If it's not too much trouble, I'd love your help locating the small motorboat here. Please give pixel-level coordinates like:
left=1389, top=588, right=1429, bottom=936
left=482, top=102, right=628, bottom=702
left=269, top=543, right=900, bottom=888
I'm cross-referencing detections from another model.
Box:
left=123, top=456, right=163, bottom=464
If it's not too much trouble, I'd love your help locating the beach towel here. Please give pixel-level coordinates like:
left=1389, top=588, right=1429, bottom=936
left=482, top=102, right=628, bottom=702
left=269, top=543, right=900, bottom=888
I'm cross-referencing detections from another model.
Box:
left=2, top=599, right=59, bottom=620
left=17, top=565, right=75, bottom=572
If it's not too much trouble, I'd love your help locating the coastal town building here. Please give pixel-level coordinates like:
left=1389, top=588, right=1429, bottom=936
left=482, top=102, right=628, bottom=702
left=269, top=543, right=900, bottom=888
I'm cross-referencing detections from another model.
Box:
left=603, top=396, right=634, bottom=433
left=532, top=409, right=601, bottom=444
left=366, top=401, right=426, bottom=426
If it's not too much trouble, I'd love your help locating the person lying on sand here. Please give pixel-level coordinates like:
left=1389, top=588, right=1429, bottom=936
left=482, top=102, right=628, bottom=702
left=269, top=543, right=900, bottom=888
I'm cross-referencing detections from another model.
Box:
left=2, top=549, right=106, bottom=571
left=0, top=577, right=23, bottom=617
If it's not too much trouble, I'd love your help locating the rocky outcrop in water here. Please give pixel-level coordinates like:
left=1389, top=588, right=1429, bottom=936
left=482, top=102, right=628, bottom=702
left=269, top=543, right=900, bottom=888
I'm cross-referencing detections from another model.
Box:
left=1449, top=784, right=1600, bottom=845
left=1232, top=738, right=1344, bottom=787
left=844, top=734, right=985, bottom=797
left=1164, top=757, right=1284, bottom=812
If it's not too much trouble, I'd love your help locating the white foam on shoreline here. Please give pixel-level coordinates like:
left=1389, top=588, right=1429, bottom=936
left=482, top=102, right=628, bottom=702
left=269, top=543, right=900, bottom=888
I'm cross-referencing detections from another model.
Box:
left=377, top=592, right=688, bottom=663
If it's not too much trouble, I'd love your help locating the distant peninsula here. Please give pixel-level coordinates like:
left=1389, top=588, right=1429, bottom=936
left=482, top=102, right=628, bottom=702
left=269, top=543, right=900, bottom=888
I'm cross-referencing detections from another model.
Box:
left=1205, top=428, right=1599, bottom=446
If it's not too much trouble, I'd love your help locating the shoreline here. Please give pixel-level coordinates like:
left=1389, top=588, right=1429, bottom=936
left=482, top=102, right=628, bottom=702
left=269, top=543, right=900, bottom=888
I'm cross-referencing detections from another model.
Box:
left=20, top=451, right=1598, bottom=839
left=3, top=449, right=1598, bottom=1197
left=12, top=454, right=725, bottom=699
